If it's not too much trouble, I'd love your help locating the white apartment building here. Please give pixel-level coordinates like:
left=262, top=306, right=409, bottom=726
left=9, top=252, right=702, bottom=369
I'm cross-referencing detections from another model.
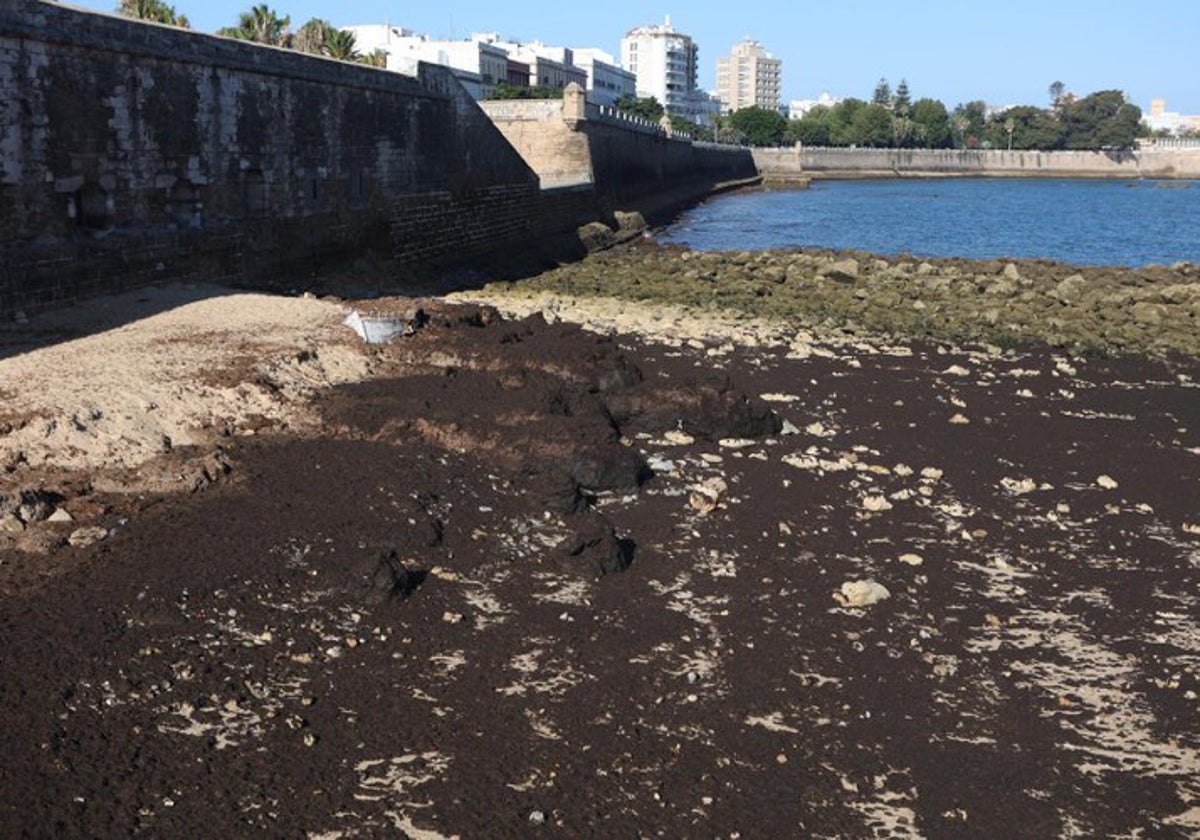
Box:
left=789, top=92, right=842, bottom=120
left=620, top=17, right=718, bottom=124
left=572, top=48, right=637, bottom=106
left=341, top=25, right=508, bottom=98
left=715, top=38, right=781, bottom=113
left=1146, top=99, right=1200, bottom=135
left=471, top=35, right=587, bottom=90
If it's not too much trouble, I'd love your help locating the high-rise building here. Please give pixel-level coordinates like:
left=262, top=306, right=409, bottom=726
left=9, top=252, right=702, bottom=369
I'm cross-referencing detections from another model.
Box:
left=620, top=16, right=718, bottom=124
left=716, top=38, right=781, bottom=113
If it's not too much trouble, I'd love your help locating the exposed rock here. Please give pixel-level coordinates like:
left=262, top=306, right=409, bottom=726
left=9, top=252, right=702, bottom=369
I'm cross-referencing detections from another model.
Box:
left=535, top=470, right=587, bottom=514
left=1131, top=302, right=1165, bottom=326
left=47, top=509, right=74, bottom=523
left=861, top=495, right=893, bottom=512
left=1000, top=477, right=1038, bottom=495
left=607, top=378, right=782, bottom=441
left=834, top=579, right=891, bottom=608
left=1096, top=475, right=1119, bottom=490
left=555, top=513, right=633, bottom=578
left=613, top=210, right=646, bottom=233
left=1053, top=273, right=1087, bottom=302
left=819, top=259, right=860, bottom=283
left=17, top=490, right=61, bottom=524
left=577, top=221, right=617, bottom=253
left=688, top=477, right=728, bottom=514
left=565, top=445, right=648, bottom=492
left=348, top=548, right=423, bottom=607
left=68, top=526, right=108, bottom=547
left=1, top=513, right=25, bottom=534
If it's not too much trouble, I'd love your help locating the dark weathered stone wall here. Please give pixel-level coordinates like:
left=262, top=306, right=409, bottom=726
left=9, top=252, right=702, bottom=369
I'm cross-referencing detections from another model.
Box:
left=0, top=3, right=537, bottom=318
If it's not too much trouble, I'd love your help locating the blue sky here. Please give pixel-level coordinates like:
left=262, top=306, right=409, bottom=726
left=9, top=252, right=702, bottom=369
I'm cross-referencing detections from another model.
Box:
left=68, top=0, right=1200, bottom=113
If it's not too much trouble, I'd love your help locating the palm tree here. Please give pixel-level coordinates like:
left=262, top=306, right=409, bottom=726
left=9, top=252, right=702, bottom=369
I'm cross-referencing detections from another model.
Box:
left=118, top=0, right=189, bottom=28
left=293, top=18, right=332, bottom=55
left=358, top=49, right=388, bottom=69
left=217, top=5, right=291, bottom=47
left=321, top=29, right=359, bottom=61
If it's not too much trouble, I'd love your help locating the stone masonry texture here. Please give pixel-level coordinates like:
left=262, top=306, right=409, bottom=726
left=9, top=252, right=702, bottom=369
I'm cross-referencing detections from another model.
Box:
left=0, top=3, right=538, bottom=318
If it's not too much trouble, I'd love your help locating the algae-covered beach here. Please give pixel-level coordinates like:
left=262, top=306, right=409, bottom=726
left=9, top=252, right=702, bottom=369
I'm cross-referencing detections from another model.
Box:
left=1, top=243, right=1198, bottom=836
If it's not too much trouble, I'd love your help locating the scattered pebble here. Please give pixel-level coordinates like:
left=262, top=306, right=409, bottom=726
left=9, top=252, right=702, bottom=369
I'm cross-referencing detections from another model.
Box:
left=1096, top=475, right=1119, bottom=490
left=861, top=495, right=893, bottom=513
left=834, top=579, right=891, bottom=608
left=68, top=525, right=108, bottom=547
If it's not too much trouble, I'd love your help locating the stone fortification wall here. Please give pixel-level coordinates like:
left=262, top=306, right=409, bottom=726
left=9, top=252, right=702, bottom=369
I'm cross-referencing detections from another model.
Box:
left=0, top=2, right=538, bottom=319
left=754, top=146, right=1200, bottom=179
left=480, top=88, right=757, bottom=214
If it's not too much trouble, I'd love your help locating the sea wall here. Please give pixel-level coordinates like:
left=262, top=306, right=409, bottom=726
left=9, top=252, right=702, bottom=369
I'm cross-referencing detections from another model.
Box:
left=754, top=146, right=1200, bottom=180
left=0, top=2, right=538, bottom=319
left=480, top=88, right=758, bottom=219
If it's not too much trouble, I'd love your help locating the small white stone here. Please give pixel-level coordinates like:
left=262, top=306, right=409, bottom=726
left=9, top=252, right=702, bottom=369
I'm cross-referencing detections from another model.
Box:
left=898, top=553, right=924, bottom=566
left=1096, top=475, right=1119, bottom=490
left=861, top=495, right=893, bottom=513
left=834, top=579, right=891, bottom=608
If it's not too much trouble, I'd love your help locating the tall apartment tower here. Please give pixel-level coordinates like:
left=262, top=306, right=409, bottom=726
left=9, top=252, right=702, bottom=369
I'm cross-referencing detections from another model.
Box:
left=716, top=38, right=782, bottom=112
left=620, top=16, right=716, bottom=123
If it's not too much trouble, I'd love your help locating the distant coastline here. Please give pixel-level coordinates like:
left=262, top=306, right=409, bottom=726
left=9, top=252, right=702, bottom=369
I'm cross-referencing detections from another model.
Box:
left=753, top=146, right=1200, bottom=181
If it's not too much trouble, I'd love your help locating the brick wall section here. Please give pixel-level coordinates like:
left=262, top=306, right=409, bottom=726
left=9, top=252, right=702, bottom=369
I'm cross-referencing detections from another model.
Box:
left=391, top=184, right=540, bottom=266
left=0, top=3, right=538, bottom=319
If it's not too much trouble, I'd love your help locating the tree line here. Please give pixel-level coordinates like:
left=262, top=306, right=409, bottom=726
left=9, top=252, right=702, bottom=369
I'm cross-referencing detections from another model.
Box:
left=725, top=78, right=1145, bottom=151
left=115, top=1, right=387, bottom=66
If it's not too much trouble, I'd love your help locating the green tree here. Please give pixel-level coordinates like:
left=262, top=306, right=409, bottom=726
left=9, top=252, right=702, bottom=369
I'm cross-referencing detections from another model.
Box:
left=489, top=84, right=561, bottom=100
left=714, top=123, right=747, bottom=145
left=893, top=79, right=912, bottom=118
left=218, top=5, right=291, bottom=46
left=293, top=18, right=332, bottom=54
left=727, top=106, right=787, bottom=147
left=1061, top=90, right=1142, bottom=149
left=117, top=0, right=189, bottom=27
left=912, top=98, right=952, bottom=148
left=872, top=78, right=892, bottom=108
left=785, top=106, right=832, bottom=146
left=322, top=29, right=359, bottom=61
left=614, top=95, right=665, bottom=122
left=986, top=106, right=1064, bottom=150
left=850, top=103, right=894, bottom=147
left=359, top=49, right=388, bottom=69
left=953, top=100, right=988, bottom=148
left=826, top=98, right=866, bottom=146
left=1049, top=80, right=1066, bottom=109
left=670, top=115, right=714, bottom=142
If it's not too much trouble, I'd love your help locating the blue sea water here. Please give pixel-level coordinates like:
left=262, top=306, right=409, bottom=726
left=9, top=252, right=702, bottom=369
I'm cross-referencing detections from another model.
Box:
left=659, top=178, right=1200, bottom=267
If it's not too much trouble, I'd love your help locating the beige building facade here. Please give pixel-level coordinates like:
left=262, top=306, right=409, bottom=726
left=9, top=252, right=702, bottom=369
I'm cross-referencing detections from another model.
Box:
left=716, top=39, right=781, bottom=113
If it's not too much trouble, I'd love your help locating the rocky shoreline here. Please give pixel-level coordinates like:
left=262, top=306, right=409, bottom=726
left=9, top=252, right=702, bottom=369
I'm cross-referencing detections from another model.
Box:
left=1, top=246, right=1198, bottom=836
left=467, top=239, right=1200, bottom=357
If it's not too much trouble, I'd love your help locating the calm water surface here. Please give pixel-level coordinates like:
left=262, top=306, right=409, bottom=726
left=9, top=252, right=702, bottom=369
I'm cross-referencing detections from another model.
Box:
left=660, top=178, right=1200, bottom=267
